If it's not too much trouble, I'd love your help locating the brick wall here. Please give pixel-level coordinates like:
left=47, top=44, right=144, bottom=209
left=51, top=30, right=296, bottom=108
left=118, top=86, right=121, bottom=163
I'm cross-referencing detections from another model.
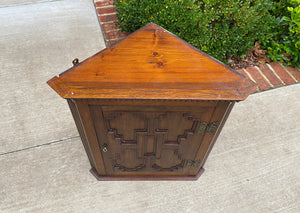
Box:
left=237, top=63, right=299, bottom=92
left=94, top=0, right=129, bottom=46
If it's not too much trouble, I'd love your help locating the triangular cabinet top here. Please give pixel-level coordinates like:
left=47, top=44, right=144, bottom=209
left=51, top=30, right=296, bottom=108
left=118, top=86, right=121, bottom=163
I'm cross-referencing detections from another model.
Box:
left=47, top=23, right=256, bottom=100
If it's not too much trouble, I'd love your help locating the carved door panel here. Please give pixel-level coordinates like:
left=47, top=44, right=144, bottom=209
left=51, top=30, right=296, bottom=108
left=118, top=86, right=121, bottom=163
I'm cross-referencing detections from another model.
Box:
left=89, top=105, right=216, bottom=176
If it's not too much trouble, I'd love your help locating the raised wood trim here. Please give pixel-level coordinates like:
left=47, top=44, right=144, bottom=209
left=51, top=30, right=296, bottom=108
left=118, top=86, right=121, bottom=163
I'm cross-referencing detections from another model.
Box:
left=87, top=99, right=220, bottom=107
left=90, top=167, right=205, bottom=181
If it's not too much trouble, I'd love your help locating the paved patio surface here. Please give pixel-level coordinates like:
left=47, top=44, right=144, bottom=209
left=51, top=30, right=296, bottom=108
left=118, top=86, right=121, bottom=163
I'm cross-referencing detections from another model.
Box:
left=1, top=0, right=299, bottom=212
left=0, top=0, right=105, bottom=154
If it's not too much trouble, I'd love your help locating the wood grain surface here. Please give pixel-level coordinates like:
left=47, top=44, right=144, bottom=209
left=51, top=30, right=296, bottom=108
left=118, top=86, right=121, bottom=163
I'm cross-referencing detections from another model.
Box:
left=47, top=23, right=256, bottom=100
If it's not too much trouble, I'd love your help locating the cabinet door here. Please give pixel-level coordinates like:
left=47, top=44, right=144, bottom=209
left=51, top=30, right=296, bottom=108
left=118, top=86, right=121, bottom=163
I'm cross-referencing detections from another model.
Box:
left=89, top=105, right=217, bottom=176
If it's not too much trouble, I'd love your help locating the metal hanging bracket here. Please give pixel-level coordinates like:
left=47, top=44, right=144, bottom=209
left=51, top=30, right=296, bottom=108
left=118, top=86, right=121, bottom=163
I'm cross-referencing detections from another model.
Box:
left=72, top=58, right=79, bottom=66
left=185, top=160, right=201, bottom=167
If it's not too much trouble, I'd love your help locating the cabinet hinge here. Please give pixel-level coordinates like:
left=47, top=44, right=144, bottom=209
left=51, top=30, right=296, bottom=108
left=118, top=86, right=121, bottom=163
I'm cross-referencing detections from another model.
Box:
left=185, top=160, right=201, bottom=167
left=196, top=121, right=219, bottom=134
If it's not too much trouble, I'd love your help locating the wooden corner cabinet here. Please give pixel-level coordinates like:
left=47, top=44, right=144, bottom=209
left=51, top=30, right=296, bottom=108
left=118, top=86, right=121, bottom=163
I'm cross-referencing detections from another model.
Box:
left=47, top=23, right=256, bottom=181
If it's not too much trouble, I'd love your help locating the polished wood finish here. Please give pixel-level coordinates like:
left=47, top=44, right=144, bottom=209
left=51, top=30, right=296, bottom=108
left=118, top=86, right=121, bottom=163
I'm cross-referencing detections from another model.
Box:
left=47, top=23, right=256, bottom=100
left=47, top=23, right=256, bottom=180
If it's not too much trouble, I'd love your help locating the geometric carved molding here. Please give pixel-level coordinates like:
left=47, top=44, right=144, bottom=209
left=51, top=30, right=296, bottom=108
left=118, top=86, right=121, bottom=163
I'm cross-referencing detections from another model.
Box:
left=101, top=110, right=206, bottom=174
left=104, top=111, right=201, bottom=145
left=114, top=163, right=146, bottom=172
left=152, top=160, right=184, bottom=172
left=151, top=149, right=184, bottom=172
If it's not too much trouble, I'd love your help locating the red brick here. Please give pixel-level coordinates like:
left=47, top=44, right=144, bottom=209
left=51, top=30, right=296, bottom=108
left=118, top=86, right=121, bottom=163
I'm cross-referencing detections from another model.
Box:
left=285, top=66, right=300, bottom=82
left=101, top=22, right=120, bottom=32
left=236, top=68, right=259, bottom=91
left=246, top=66, right=271, bottom=91
left=94, top=0, right=114, bottom=7
left=236, top=69, right=250, bottom=80
left=97, top=6, right=116, bottom=15
left=258, top=64, right=283, bottom=87
left=99, top=14, right=117, bottom=23
left=108, top=40, right=119, bottom=46
left=105, top=30, right=129, bottom=40
left=269, top=62, right=296, bottom=85
left=119, top=32, right=129, bottom=37
left=107, top=38, right=124, bottom=47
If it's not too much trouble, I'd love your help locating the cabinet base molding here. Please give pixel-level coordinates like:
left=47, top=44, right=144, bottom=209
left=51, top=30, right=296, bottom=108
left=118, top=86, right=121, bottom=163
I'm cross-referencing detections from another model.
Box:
left=90, top=167, right=205, bottom=181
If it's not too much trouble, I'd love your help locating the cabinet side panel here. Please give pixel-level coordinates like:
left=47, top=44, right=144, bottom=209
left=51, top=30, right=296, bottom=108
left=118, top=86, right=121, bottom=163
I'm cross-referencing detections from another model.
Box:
left=89, top=106, right=115, bottom=175
left=74, top=99, right=106, bottom=175
left=67, top=99, right=95, bottom=168
left=200, top=101, right=235, bottom=167
left=193, top=101, right=233, bottom=170
left=184, top=105, right=217, bottom=175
